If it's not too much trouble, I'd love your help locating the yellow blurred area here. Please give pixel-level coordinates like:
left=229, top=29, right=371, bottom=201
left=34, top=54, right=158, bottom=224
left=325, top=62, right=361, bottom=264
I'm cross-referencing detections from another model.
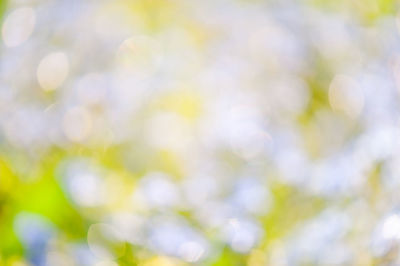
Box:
left=140, top=256, right=186, bottom=266
left=155, top=90, right=203, bottom=121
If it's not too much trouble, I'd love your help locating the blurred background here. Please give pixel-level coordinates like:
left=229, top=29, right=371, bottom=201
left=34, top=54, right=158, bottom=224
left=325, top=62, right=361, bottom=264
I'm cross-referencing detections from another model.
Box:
left=0, top=0, right=400, bottom=265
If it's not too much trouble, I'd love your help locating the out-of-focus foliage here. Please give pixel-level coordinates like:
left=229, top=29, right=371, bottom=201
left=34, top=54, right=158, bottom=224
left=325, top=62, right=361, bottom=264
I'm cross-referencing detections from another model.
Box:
left=0, top=0, right=400, bottom=265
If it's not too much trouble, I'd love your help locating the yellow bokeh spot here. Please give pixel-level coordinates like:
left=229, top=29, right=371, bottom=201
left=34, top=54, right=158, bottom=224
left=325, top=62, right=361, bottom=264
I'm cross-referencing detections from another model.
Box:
left=247, top=249, right=267, bottom=266
left=157, top=90, right=203, bottom=121
left=141, top=256, right=185, bottom=266
left=0, top=160, right=15, bottom=193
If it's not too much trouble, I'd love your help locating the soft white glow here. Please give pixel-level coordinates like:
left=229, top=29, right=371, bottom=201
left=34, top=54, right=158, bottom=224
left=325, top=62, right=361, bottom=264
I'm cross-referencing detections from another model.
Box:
left=231, top=178, right=271, bottom=215
left=2, top=7, right=36, bottom=47
left=179, top=241, right=205, bottom=262
left=329, top=75, right=364, bottom=118
left=116, top=36, right=163, bottom=79
left=146, top=112, right=191, bottom=152
left=37, top=52, right=69, bottom=91
left=76, top=73, right=107, bottom=106
left=63, top=107, right=92, bottom=142
left=133, top=172, right=179, bottom=209
left=67, top=172, right=104, bottom=207
left=225, top=218, right=261, bottom=253
left=382, top=214, right=400, bottom=240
